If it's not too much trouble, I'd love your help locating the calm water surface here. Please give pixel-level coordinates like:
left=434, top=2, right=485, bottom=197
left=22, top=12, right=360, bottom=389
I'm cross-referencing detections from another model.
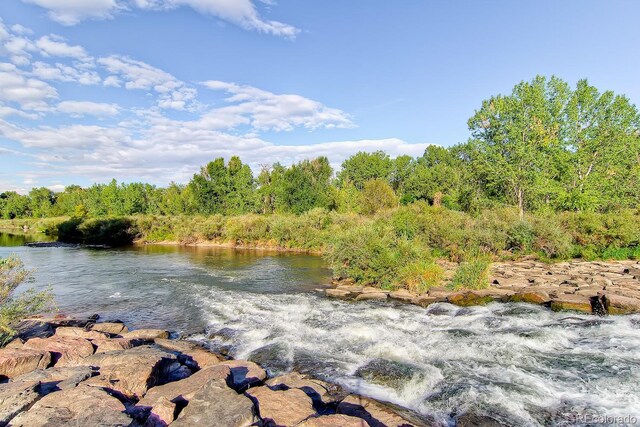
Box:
left=1, top=231, right=639, bottom=426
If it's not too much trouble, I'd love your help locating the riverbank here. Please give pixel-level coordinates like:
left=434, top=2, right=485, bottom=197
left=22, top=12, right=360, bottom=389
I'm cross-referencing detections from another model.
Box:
left=0, top=315, right=481, bottom=427
left=325, top=259, right=640, bottom=315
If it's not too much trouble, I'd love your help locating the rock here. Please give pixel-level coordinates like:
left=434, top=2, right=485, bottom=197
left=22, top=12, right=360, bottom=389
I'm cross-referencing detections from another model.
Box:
left=12, top=366, right=95, bottom=394
left=362, top=286, right=389, bottom=294
left=336, top=285, right=364, bottom=293
left=427, top=288, right=452, bottom=300
left=265, top=371, right=347, bottom=405
left=79, top=345, right=181, bottom=399
left=298, top=414, right=367, bottom=427
left=23, top=336, right=94, bottom=367
left=154, top=338, right=222, bottom=369
left=123, top=329, right=170, bottom=341
left=389, top=289, right=417, bottom=302
left=143, top=396, right=176, bottom=427
left=0, top=348, right=51, bottom=380
left=171, top=379, right=256, bottom=427
left=54, top=326, right=109, bottom=340
left=550, top=295, right=593, bottom=314
left=246, top=385, right=316, bottom=426
left=218, top=359, right=266, bottom=391
left=355, top=358, right=422, bottom=390
left=510, top=291, right=551, bottom=305
left=136, top=365, right=231, bottom=411
left=456, top=412, right=509, bottom=427
left=0, top=380, right=40, bottom=426
left=90, top=322, right=129, bottom=336
left=247, top=343, right=290, bottom=375
left=411, top=295, right=439, bottom=308
left=9, top=384, right=131, bottom=427
left=4, top=338, right=24, bottom=349
left=13, top=320, right=54, bottom=341
left=93, top=337, right=139, bottom=353
left=447, top=291, right=495, bottom=307
left=356, top=292, right=388, bottom=301
left=325, top=289, right=352, bottom=299
left=606, top=294, right=640, bottom=314
left=337, top=394, right=429, bottom=427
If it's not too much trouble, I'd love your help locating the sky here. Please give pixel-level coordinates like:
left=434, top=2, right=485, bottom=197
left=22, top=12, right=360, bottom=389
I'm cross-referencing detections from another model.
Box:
left=0, top=0, right=639, bottom=193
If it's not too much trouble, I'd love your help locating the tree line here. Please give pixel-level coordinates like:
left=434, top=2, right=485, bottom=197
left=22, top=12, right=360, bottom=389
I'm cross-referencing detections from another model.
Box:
left=1, top=76, right=639, bottom=220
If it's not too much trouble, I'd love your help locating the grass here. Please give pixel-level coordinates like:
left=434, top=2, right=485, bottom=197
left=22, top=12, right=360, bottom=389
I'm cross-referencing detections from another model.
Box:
left=449, top=257, right=491, bottom=290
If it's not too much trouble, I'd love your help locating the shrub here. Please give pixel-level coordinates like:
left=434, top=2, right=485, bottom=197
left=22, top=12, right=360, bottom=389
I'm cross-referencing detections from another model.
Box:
left=79, top=218, right=137, bottom=246
left=450, top=257, right=491, bottom=290
left=506, top=221, right=535, bottom=252
left=1, top=256, right=53, bottom=346
left=399, top=259, right=444, bottom=294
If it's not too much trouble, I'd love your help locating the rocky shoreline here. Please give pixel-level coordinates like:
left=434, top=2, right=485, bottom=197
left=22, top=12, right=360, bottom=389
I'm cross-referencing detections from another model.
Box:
left=0, top=316, right=497, bottom=427
left=324, top=260, right=640, bottom=315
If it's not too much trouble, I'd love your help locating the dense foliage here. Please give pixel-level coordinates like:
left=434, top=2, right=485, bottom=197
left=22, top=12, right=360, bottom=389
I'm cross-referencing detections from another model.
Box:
left=1, top=77, right=638, bottom=220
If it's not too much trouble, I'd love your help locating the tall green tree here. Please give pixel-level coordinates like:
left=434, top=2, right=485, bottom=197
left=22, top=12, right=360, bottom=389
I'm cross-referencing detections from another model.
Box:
left=338, top=151, right=393, bottom=190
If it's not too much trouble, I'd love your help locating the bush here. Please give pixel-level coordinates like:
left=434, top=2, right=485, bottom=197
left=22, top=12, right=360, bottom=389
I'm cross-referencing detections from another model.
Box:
left=1, top=256, right=53, bottom=346
left=399, top=259, right=444, bottom=294
left=450, top=257, right=491, bottom=290
left=79, top=218, right=137, bottom=246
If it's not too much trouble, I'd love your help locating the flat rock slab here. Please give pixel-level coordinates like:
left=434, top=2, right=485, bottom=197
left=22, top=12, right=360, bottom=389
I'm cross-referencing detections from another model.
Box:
left=0, top=380, right=40, bottom=426
left=92, top=337, right=139, bottom=353
left=23, top=336, right=94, bottom=367
left=550, top=295, right=593, bottom=313
left=298, top=414, right=368, bottom=427
left=79, top=345, right=180, bottom=399
left=355, top=292, right=388, bottom=301
left=0, top=348, right=51, bottom=380
left=154, top=338, right=222, bottom=369
left=54, top=326, right=109, bottom=340
left=90, top=322, right=129, bottom=336
left=246, top=386, right=316, bottom=426
left=123, top=329, right=170, bottom=341
left=219, top=359, right=267, bottom=391
left=12, top=365, right=95, bottom=394
left=9, top=384, right=131, bottom=427
left=265, top=371, right=346, bottom=405
left=172, top=379, right=256, bottom=427
left=338, top=394, right=431, bottom=427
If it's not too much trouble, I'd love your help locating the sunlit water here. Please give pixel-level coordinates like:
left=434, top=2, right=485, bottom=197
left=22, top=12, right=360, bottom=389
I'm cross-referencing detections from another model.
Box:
left=2, top=231, right=639, bottom=426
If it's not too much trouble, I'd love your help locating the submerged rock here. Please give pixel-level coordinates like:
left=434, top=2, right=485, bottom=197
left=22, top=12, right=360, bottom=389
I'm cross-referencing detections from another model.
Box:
left=355, top=358, right=422, bottom=390
left=247, top=342, right=291, bottom=375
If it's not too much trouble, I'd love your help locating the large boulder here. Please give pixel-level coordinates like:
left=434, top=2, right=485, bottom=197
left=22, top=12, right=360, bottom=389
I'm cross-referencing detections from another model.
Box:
left=606, top=294, right=640, bottom=314
left=9, top=384, right=131, bottom=427
left=23, top=336, right=94, bottom=367
left=298, top=414, right=367, bottom=427
left=510, top=291, right=551, bottom=305
left=54, top=326, right=109, bottom=340
left=90, top=322, right=129, bottom=336
left=246, top=385, right=316, bottom=426
left=0, top=380, right=40, bottom=426
left=171, top=379, right=256, bottom=427
left=136, top=365, right=231, bottom=412
left=265, top=371, right=347, bottom=405
left=550, top=295, right=593, bottom=314
left=154, top=338, right=222, bottom=369
left=12, top=365, right=95, bottom=394
left=12, top=320, right=54, bottom=341
left=0, top=348, right=51, bottom=380
left=92, top=337, right=139, bottom=353
left=218, top=359, right=266, bottom=391
left=337, top=394, right=430, bottom=427
left=143, top=396, right=176, bottom=427
left=123, top=329, right=170, bottom=341
left=79, top=346, right=183, bottom=399
left=355, top=358, right=422, bottom=390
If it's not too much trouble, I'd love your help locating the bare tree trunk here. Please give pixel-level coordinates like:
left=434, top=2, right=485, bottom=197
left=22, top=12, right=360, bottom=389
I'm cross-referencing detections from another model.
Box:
left=517, top=187, right=524, bottom=221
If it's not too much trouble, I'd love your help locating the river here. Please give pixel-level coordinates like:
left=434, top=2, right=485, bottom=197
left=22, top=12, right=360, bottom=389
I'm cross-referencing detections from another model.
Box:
left=1, top=231, right=639, bottom=426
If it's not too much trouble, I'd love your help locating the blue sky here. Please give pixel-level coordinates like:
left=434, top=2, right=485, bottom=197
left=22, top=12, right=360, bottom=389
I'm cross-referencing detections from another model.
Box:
left=1, top=0, right=639, bottom=192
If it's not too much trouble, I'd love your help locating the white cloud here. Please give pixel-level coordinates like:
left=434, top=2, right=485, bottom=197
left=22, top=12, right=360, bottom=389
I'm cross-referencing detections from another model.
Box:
left=21, top=0, right=298, bottom=38
left=98, top=55, right=195, bottom=109
left=22, top=0, right=122, bottom=26
left=0, top=120, right=130, bottom=148
left=57, top=101, right=120, bottom=117
left=202, top=80, right=354, bottom=131
left=36, top=35, right=88, bottom=59
left=0, top=69, right=57, bottom=110
left=31, top=61, right=101, bottom=85
left=103, top=75, right=121, bottom=87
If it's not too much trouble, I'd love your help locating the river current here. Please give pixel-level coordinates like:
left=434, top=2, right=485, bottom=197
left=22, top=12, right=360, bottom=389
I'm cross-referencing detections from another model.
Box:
left=1, top=232, right=639, bottom=426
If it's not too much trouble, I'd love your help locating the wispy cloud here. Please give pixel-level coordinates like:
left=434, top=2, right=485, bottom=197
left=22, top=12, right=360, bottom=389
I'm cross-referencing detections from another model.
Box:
left=21, top=0, right=299, bottom=38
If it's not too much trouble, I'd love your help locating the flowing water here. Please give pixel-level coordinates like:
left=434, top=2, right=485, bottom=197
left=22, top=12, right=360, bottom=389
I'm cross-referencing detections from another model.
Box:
left=1, top=231, right=639, bottom=426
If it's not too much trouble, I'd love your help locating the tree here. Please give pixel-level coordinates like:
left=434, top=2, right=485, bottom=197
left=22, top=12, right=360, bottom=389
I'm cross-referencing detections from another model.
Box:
left=338, top=151, right=393, bottom=190
left=467, top=76, right=571, bottom=219
left=360, top=179, right=398, bottom=215
left=0, top=192, right=30, bottom=219
left=281, top=157, right=333, bottom=214
left=190, top=158, right=230, bottom=214
left=225, top=156, right=256, bottom=214
left=1, top=256, right=53, bottom=346
left=28, top=188, right=55, bottom=218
